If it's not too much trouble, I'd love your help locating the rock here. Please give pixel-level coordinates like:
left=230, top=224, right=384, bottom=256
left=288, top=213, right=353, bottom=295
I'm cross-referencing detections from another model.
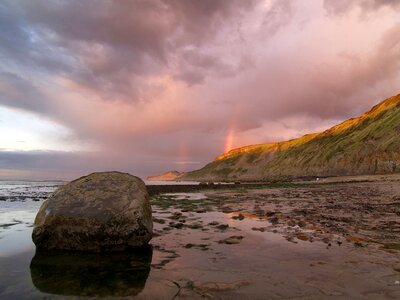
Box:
left=269, top=217, right=279, bottom=225
left=32, top=172, right=153, bottom=252
left=197, top=280, right=251, bottom=292
left=218, top=236, right=244, bottom=245
left=393, top=264, right=400, bottom=272
left=298, top=220, right=307, bottom=228
left=232, top=213, right=245, bottom=220
left=296, top=232, right=309, bottom=241
left=251, top=227, right=266, bottom=232
left=216, top=224, right=229, bottom=231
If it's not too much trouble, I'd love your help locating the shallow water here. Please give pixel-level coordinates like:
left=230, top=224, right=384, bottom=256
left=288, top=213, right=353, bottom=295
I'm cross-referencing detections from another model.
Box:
left=144, top=180, right=200, bottom=185
left=0, top=182, right=399, bottom=299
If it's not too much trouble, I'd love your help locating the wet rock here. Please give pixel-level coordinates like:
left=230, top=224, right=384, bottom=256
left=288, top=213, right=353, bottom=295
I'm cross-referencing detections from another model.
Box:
left=153, top=217, right=165, bottom=224
left=187, top=223, right=203, bottom=229
left=322, top=237, right=331, bottom=244
left=298, top=220, right=307, bottom=228
left=196, top=280, right=251, bottom=292
left=232, top=213, right=245, bottom=220
left=393, top=264, right=400, bottom=272
left=382, top=243, right=400, bottom=250
left=218, top=236, right=244, bottom=245
left=170, top=222, right=184, bottom=229
left=269, top=217, right=279, bottom=225
left=347, top=236, right=366, bottom=247
left=296, top=232, right=309, bottom=241
left=222, top=207, right=233, bottom=213
left=251, top=227, right=266, bottom=232
left=285, top=235, right=298, bottom=243
left=32, top=172, right=153, bottom=252
left=197, top=244, right=210, bottom=251
left=168, top=212, right=183, bottom=220
left=216, top=224, right=229, bottom=231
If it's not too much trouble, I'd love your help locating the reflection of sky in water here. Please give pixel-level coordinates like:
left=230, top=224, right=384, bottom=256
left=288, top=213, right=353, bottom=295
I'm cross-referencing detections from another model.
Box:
left=0, top=181, right=61, bottom=257
left=0, top=201, right=42, bottom=256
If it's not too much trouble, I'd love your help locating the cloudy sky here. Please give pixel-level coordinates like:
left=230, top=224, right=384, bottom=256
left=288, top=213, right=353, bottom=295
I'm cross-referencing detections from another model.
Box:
left=0, top=0, right=399, bottom=180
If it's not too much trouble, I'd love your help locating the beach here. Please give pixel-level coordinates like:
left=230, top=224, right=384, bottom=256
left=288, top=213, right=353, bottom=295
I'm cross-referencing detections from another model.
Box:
left=0, top=176, right=399, bottom=299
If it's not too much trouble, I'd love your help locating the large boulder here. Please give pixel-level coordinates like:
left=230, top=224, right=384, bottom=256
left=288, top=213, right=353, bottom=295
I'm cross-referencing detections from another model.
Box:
left=32, top=172, right=153, bottom=251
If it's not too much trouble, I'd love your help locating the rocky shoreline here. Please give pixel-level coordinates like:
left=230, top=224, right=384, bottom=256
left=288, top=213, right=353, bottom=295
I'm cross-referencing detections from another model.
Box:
left=1, top=174, right=400, bottom=298
left=150, top=177, right=400, bottom=252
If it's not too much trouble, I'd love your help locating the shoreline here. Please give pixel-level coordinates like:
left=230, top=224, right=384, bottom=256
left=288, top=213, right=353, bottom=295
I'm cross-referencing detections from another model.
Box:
left=146, top=173, right=400, bottom=195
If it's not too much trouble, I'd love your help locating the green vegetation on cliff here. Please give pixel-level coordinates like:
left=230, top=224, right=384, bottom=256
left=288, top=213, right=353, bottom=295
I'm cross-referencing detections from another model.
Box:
left=182, top=94, right=400, bottom=181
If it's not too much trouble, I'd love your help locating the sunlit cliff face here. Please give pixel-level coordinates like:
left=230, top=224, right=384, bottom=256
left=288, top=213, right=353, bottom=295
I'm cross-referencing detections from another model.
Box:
left=0, top=0, right=399, bottom=179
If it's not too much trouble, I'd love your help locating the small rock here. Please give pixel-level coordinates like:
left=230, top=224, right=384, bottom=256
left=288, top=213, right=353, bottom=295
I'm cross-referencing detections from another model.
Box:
left=232, top=213, right=245, bottom=221
left=170, top=223, right=184, bottom=229
left=251, top=227, right=266, bottom=232
left=296, top=232, right=309, bottom=241
left=216, top=224, right=229, bottom=231
left=269, top=217, right=279, bottom=225
left=187, top=223, right=202, bottom=229
left=392, top=264, right=400, bottom=272
left=218, top=236, right=244, bottom=245
left=298, top=220, right=307, bottom=228
left=322, top=237, right=331, bottom=244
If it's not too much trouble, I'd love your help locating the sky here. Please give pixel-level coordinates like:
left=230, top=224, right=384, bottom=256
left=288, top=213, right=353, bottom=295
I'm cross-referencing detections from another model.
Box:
left=0, top=0, right=399, bottom=180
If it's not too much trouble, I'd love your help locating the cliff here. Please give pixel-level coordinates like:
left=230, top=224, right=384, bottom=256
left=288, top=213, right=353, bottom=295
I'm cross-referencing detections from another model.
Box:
left=182, top=94, right=400, bottom=181
left=146, top=171, right=184, bottom=181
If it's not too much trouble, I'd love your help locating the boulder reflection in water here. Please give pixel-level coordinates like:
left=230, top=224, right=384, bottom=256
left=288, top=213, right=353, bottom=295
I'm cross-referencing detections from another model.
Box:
left=30, top=246, right=152, bottom=297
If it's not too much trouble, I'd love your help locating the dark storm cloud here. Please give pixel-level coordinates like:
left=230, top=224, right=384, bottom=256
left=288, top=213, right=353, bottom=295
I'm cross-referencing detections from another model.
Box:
left=0, top=72, right=52, bottom=114
left=0, top=2, right=75, bottom=74
left=0, top=0, right=255, bottom=102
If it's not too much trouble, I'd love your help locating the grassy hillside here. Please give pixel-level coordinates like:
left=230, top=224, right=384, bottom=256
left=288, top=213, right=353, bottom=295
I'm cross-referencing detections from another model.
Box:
left=182, top=94, right=400, bottom=181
